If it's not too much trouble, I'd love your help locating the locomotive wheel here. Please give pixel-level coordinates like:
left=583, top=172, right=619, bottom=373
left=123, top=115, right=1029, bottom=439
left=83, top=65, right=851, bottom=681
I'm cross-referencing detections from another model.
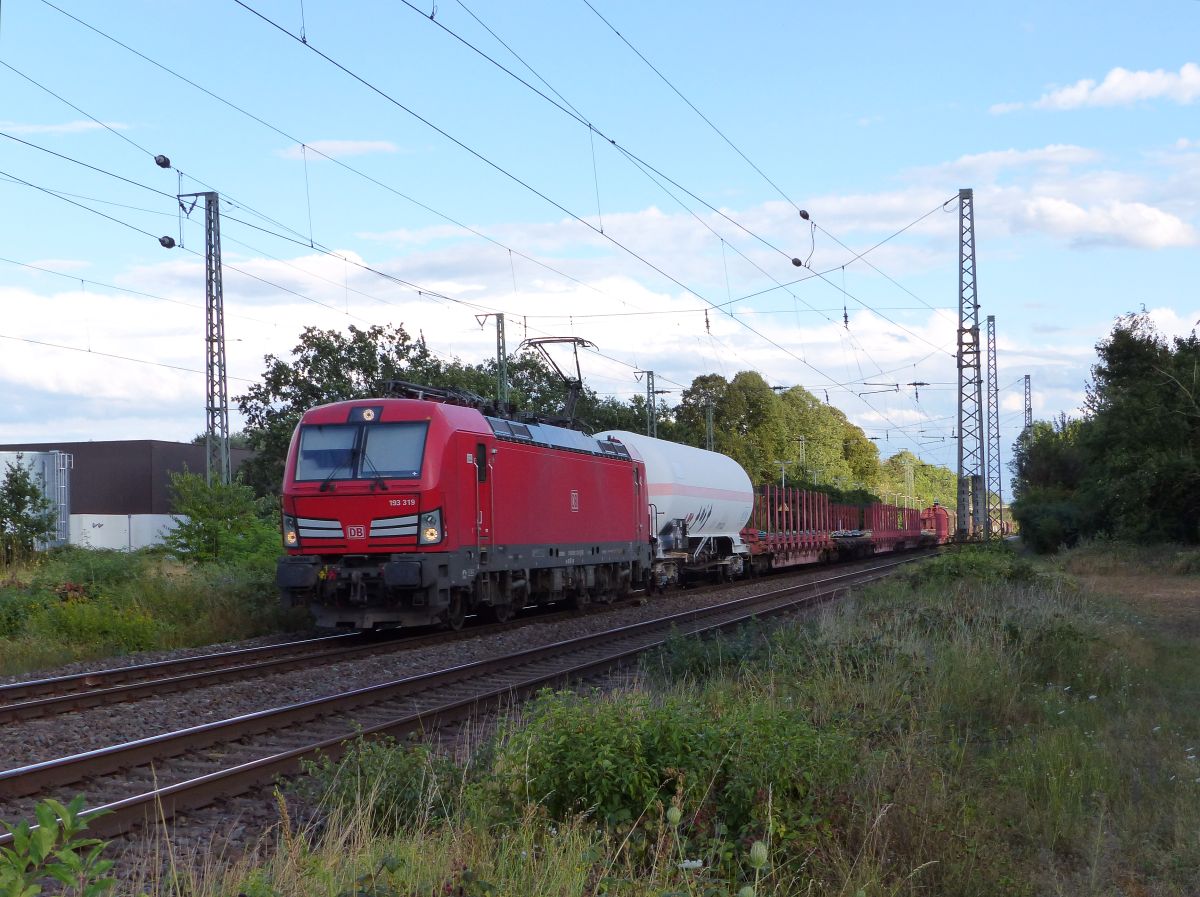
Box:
left=483, top=601, right=515, bottom=624
left=444, top=592, right=467, bottom=631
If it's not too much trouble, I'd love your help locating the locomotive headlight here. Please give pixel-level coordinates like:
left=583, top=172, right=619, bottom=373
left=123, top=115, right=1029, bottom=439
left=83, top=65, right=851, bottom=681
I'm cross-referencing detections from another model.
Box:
left=418, top=509, right=443, bottom=545
left=283, top=515, right=300, bottom=548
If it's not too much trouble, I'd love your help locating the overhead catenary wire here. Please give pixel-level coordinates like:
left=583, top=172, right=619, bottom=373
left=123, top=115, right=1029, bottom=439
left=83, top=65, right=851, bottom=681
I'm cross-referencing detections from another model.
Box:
left=393, top=0, right=954, bottom=355
left=0, top=332, right=257, bottom=381
left=27, top=1, right=640, bottom=308
left=18, top=0, right=950, bottom=448
left=30, top=0, right=950, bottom=407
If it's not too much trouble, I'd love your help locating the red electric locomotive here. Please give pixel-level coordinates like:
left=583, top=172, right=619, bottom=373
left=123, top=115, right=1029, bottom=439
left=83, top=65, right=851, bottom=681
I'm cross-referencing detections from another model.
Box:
left=276, top=387, right=652, bottom=629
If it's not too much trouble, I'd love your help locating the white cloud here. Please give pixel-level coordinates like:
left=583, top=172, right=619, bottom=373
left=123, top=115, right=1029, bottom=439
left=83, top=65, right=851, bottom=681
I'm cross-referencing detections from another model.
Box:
left=278, top=140, right=400, bottom=160
left=998, top=63, right=1200, bottom=113
left=1176, top=137, right=1200, bottom=150
left=1013, top=197, right=1197, bottom=248
left=944, top=145, right=1100, bottom=176
left=0, top=120, right=126, bottom=135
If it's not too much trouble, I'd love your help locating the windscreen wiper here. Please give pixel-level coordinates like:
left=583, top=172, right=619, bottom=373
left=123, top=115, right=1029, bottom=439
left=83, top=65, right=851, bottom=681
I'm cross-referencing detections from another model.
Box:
left=318, top=451, right=355, bottom=492
left=360, top=450, right=390, bottom=491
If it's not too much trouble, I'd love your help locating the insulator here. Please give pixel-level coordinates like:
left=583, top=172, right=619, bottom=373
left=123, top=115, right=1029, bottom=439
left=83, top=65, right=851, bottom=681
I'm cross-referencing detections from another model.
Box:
left=159, top=235, right=176, bottom=249
left=798, top=209, right=810, bottom=220
left=154, top=154, right=171, bottom=169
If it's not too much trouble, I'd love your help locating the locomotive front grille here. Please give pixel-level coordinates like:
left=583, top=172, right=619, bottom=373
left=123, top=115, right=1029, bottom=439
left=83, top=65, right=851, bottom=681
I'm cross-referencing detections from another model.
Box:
left=369, top=513, right=419, bottom=538
left=297, top=517, right=342, bottom=539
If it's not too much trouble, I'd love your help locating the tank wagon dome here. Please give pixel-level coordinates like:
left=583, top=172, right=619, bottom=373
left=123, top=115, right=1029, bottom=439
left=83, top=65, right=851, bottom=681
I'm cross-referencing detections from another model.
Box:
left=595, top=431, right=753, bottom=538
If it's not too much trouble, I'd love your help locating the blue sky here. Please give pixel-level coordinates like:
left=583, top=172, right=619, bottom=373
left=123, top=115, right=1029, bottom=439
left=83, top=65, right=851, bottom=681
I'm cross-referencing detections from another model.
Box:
left=1, top=0, right=1197, bottom=486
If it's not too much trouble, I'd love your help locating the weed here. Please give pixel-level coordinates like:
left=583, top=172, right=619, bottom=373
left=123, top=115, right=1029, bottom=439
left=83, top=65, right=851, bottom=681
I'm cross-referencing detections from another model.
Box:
left=0, top=795, right=115, bottom=896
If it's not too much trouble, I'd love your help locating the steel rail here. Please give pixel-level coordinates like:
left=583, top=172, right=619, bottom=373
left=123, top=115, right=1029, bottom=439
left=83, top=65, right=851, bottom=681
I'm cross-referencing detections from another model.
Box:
left=0, top=601, right=624, bottom=722
left=0, top=554, right=897, bottom=720
left=0, top=554, right=926, bottom=843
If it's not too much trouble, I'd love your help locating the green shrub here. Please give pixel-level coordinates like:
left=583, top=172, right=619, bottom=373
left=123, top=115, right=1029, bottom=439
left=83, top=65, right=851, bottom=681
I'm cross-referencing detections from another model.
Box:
left=1011, top=489, right=1087, bottom=554
left=489, top=688, right=854, bottom=848
left=28, top=597, right=160, bottom=652
left=0, top=588, right=52, bottom=639
left=907, top=542, right=1040, bottom=585
left=31, top=546, right=148, bottom=590
left=302, top=736, right=463, bottom=834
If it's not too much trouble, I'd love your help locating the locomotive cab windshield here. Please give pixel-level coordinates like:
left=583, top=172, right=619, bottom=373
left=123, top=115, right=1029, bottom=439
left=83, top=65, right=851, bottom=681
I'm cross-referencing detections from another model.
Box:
left=296, top=420, right=429, bottom=483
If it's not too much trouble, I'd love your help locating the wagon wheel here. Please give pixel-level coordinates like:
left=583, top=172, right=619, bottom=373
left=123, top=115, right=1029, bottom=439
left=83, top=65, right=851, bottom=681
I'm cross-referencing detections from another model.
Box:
left=444, top=591, right=467, bottom=631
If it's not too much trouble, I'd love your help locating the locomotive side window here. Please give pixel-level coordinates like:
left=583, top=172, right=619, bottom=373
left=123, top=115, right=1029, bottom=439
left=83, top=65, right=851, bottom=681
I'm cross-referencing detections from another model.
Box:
left=296, top=425, right=357, bottom=481
left=361, top=423, right=429, bottom=478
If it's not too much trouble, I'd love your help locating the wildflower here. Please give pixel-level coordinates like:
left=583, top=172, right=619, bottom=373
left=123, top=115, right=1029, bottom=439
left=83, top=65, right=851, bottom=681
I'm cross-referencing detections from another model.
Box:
left=1088, top=695, right=1097, bottom=701
left=1058, top=710, right=1066, bottom=715
left=1153, top=726, right=1162, bottom=733
left=749, top=840, right=769, bottom=869
left=678, top=860, right=703, bottom=870
left=666, top=806, right=682, bottom=826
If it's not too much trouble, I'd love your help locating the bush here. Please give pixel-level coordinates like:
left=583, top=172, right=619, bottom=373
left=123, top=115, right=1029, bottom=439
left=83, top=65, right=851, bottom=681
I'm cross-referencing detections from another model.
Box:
left=31, top=546, right=148, bottom=590
left=301, top=736, right=463, bottom=833
left=906, top=542, right=1040, bottom=585
left=1011, top=488, right=1087, bottom=553
left=165, top=471, right=280, bottom=568
left=489, top=688, right=855, bottom=849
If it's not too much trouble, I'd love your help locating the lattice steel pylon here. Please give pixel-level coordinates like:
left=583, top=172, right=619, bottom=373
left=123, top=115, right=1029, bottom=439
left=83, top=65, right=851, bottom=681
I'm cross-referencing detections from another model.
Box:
left=955, top=188, right=985, bottom=540
left=1024, top=374, right=1032, bottom=430
left=644, top=370, right=657, bottom=437
left=985, top=315, right=1003, bottom=537
left=185, top=191, right=230, bottom=486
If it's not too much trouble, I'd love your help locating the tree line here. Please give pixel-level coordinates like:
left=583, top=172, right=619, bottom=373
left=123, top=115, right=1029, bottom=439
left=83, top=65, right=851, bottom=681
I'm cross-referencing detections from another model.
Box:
left=1011, top=312, right=1200, bottom=551
left=234, top=323, right=957, bottom=508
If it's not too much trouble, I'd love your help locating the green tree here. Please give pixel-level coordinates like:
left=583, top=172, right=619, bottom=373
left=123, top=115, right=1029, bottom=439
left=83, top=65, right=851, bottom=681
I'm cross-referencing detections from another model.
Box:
left=715, top=371, right=790, bottom=483
left=164, top=471, right=279, bottom=566
left=237, top=323, right=443, bottom=494
left=236, top=324, right=648, bottom=494
left=0, top=458, right=57, bottom=564
left=1010, top=313, right=1200, bottom=550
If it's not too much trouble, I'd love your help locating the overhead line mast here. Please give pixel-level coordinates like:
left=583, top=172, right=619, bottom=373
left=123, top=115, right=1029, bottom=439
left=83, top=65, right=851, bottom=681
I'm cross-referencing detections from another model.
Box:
left=985, top=314, right=1003, bottom=537
left=180, top=191, right=231, bottom=487
left=955, top=188, right=985, bottom=540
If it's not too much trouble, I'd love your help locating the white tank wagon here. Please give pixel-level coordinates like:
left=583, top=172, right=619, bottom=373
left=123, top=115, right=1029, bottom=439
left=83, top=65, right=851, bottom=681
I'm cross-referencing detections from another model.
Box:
left=596, top=431, right=754, bottom=585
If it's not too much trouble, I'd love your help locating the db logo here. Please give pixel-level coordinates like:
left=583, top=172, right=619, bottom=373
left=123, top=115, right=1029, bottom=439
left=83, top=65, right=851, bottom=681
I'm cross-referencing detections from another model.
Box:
left=570, top=490, right=579, bottom=512
left=346, top=525, right=366, bottom=539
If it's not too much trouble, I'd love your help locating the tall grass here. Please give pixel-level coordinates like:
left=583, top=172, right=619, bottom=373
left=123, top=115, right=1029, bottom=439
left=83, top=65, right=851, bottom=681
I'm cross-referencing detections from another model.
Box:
left=14, top=543, right=1199, bottom=895
left=0, top=546, right=296, bottom=676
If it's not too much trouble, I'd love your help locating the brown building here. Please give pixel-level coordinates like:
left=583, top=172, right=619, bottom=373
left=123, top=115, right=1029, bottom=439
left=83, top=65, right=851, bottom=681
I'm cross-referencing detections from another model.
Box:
left=0, top=441, right=253, bottom=515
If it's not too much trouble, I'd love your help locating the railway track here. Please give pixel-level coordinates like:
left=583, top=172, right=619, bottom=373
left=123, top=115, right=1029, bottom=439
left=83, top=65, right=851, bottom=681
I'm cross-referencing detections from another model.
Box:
left=0, top=554, right=925, bottom=843
left=0, top=602, right=628, bottom=722
left=0, top=552, right=907, bottom=723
